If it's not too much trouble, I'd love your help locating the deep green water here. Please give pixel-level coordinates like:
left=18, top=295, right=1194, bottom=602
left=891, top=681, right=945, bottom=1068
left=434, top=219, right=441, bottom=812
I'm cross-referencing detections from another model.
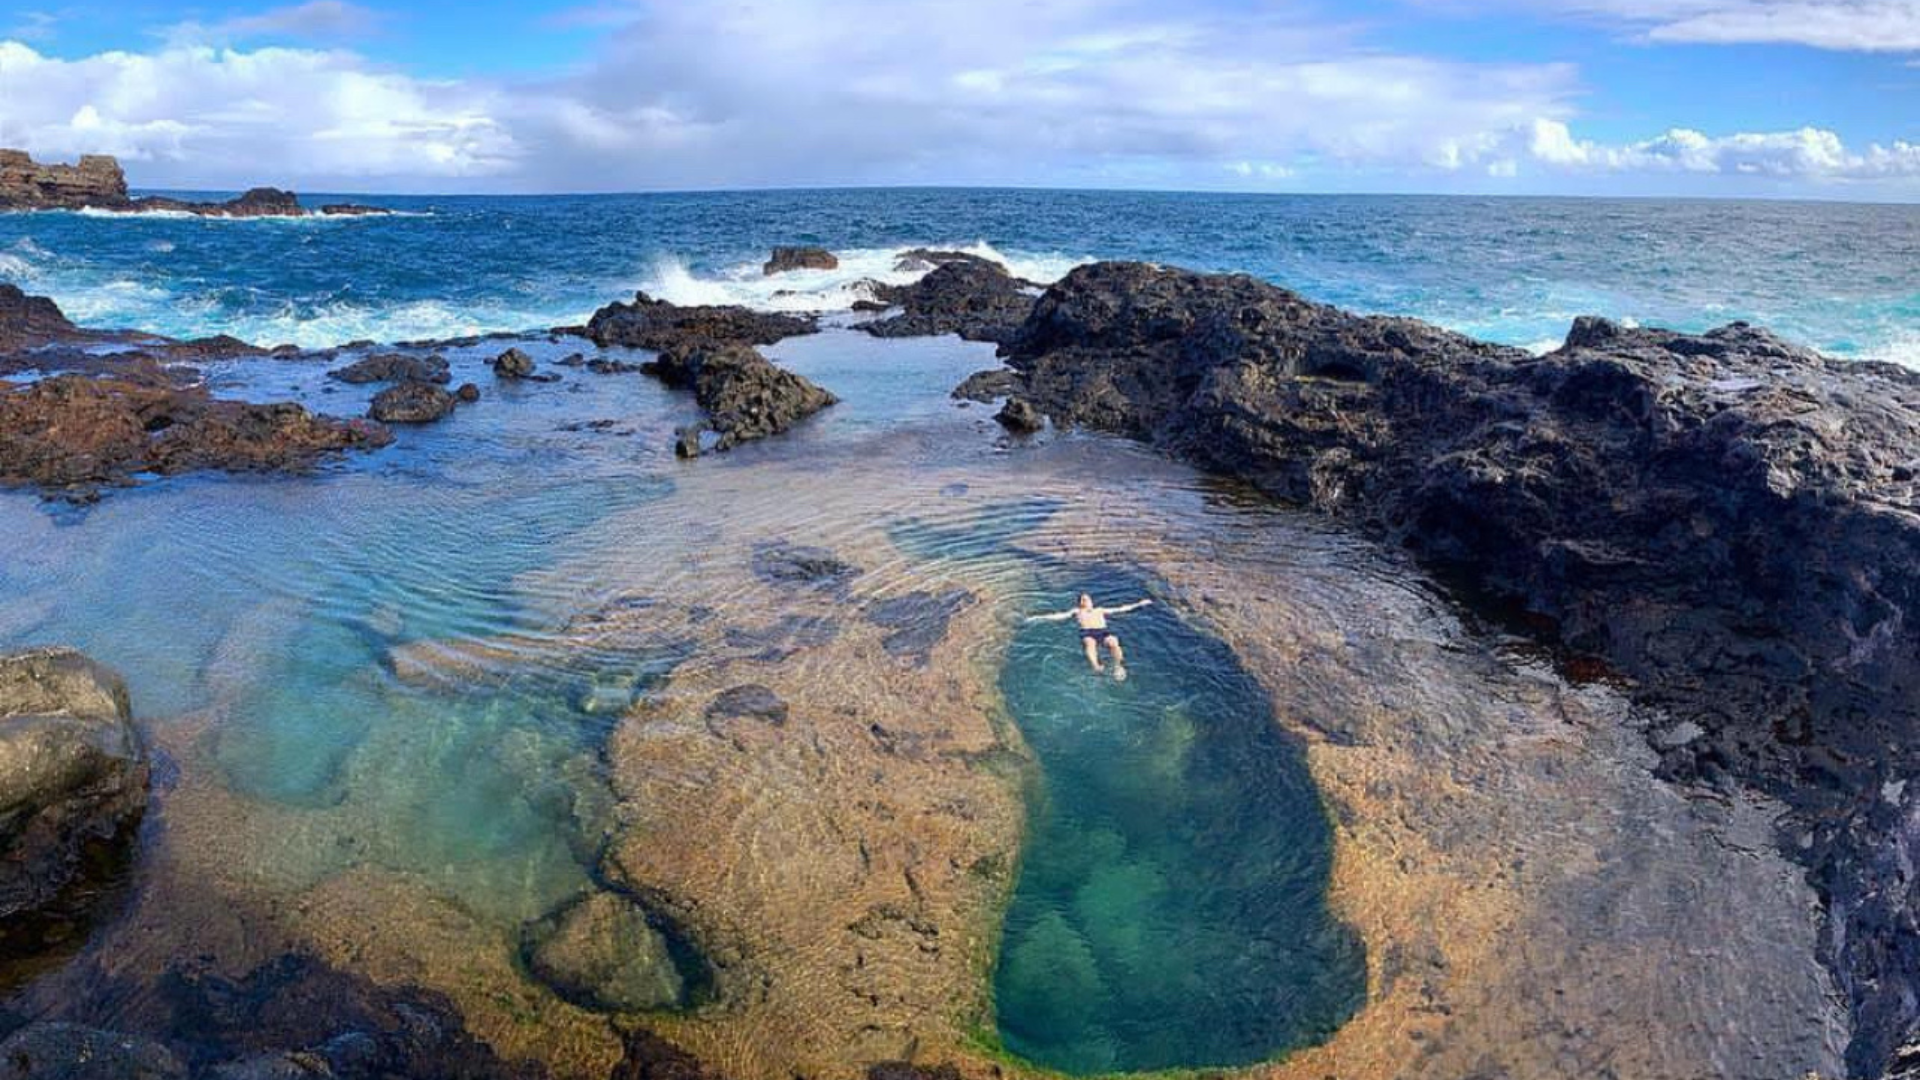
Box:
left=992, top=569, right=1364, bottom=1073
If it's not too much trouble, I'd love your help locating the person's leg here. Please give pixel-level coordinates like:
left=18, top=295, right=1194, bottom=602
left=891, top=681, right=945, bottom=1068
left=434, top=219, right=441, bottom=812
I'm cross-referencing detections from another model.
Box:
left=1105, top=634, right=1125, bottom=667
left=1082, top=635, right=1104, bottom=671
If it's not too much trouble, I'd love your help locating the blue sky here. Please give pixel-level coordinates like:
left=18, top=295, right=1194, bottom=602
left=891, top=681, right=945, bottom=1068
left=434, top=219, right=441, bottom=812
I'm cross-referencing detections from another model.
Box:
left=0, top=0, right=1914, bottom=198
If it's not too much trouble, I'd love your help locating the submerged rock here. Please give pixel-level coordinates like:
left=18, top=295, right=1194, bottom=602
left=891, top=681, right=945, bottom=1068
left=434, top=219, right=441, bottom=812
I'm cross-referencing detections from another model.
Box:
left=582, top=292, right=817, bottom=353
left=0, top=360, right=391, bottom=494
left=367, top=381, right=457, bottom=424
left=976, top=259, right=1920, bottom=1074
left=327, top=352, right=450, bottom=385
left=647, top=341, right=837, bottom=456
left=749, top=541, right=862, bottom=593
left=0, top=1022, right=185, bottom=1080
left=763, top=246, right=839, bottom=275
left=0, top=649, right=146, bottom=927
left=860, top=261, right=1036, bottom=344
left=705, top=684, right=789, bottom=728
left=524, top=891, right=686, bottom=1012
left=864, top=589, right=974, bottom=666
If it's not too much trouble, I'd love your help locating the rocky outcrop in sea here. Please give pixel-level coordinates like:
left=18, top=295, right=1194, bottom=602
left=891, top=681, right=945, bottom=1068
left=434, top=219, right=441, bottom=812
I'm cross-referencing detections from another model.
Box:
left=859, top=260, right=1036, bottom=345
left=581, top=292, right=835, bottom=455
left=963, top=260, right=1920, bottom=1076
left=0, top=150, right=389, bottom=217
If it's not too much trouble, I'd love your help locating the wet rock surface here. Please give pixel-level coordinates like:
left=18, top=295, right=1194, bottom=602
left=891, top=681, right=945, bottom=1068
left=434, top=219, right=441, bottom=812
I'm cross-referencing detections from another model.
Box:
left=582, top=293, right=817, bottom=353
left=749, top=541, right=862, bottom=593
left=860, top=262, right=1036, bottom=345
left=646, top=342, right=837, bottom=456
left=0, top=1022, right=186, bottom=1079
left=0, top=649, right=146, bottom=931
left=367, top=381, right=458, bottom=424
left=0, top=360, right=391, bottom=495
left=763, top=246, right=838, bottom=275
left=327, top=352, right=450, bottom=385
left=975, top=259, right=1920, bottom=1074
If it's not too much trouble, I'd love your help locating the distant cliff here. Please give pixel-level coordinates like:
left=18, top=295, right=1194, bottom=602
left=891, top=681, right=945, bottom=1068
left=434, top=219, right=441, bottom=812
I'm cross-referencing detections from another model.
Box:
left=0, top=149, right=129, bottom=210
left=0, top=150, right=388, bottom=217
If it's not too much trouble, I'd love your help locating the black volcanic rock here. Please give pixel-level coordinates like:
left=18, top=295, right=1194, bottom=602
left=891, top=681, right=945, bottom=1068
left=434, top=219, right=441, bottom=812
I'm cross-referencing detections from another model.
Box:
left=972, top=260, right=1920, bottom=1075
left=583, top=292, right=817, bottom=353
left=492, top=347, right=536, bottom=379
left=645, top=341, right=836, bottom=456
left=328, top=352, right=450, bottom=385
left=860, top=261, right=1036, bottom=344
left=368, top=381, right=456, bottom=424
left=763, top=246, right=838, bottom=275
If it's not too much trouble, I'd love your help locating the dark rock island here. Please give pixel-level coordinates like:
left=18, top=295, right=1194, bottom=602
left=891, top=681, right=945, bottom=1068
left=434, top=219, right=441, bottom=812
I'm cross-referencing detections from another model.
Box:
left=0, top=150, right=389, bottom=217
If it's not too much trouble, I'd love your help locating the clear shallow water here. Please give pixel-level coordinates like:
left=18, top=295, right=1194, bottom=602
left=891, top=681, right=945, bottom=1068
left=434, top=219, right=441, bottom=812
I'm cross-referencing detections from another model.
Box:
left=993, top=569, right=1363, bottom=1074
left=0, top=191, right=1914, bottom=362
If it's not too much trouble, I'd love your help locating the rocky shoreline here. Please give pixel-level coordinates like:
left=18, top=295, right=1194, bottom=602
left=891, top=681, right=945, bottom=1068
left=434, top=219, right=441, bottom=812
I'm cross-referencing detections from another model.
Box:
left=0, top=242, right=1915, bottom=1078
left=0, top=150, right=389, bottom=217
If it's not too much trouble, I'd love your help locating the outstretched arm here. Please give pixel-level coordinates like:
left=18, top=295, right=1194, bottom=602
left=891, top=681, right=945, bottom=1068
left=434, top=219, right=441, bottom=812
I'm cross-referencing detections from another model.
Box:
left=1105, top=599, right=1155, bottom=616
left=1025, top=610, right=1078, bottom=623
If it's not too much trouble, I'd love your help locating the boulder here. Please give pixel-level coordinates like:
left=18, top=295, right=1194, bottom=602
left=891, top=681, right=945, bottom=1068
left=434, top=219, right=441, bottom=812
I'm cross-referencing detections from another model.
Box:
left=976, top=260, right=1920, bottom=1075
left=763, top=246, right=839, bottom=275
left=0, top=649, right=147, bottom=923
left=860, top=261, right=1036, bottom=344
left=454, top=382, right=481, bottom=403
left=582, top=293, right=817, bottom=353
left=326, top=353, right=450, bottom=385
left=994, top=397, right=1043, bottom=433
left=367, top=382, right=456, bottom=424
left=523, top=891, right=686, bottom=1012
left=644, top=341, right=836, bottom=455
left=0, top=1023, right=184, bottom=1080
left=492, top=348, right=536, bottom=379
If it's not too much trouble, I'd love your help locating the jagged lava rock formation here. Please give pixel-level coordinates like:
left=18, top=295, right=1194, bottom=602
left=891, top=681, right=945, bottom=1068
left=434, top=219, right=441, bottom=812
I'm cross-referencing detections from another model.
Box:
left=965, top=260, right=1920, bottom=1076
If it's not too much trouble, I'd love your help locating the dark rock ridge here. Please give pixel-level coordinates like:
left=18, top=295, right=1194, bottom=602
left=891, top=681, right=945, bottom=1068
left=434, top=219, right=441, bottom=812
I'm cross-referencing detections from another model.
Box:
left=970, top=259, right=1920, bottom=1076
left=0, top=150, right=390, bottom=216
left=891, top=248, right=1006, bottom=275
left=763, top=246, right=838, bottom=275
left=327, top=352, right=450, bottom=385
left=0, top=649, right=147, bottom=930
left=0, top=358, right=391, bottom=495
left=859, top=261, right=1036, bottom=345
left=0, top=951, right=540, bottom=1079
left=643, top=341, right=837, bottom=457
left=582, top=292, right=817, bottom=353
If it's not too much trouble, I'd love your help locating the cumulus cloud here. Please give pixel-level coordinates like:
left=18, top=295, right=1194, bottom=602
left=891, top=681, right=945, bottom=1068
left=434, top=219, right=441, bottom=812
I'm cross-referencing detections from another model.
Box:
left=0, top=41, right=514, bottom=184
left=0, top=0, right=1910, bottom=194
left=1524, top=118, right=1920, bottom=178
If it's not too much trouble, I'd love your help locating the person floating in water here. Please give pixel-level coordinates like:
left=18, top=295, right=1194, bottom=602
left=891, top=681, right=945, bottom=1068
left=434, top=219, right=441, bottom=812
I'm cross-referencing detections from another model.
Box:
left=1027, top=594, right=1153, bottom=679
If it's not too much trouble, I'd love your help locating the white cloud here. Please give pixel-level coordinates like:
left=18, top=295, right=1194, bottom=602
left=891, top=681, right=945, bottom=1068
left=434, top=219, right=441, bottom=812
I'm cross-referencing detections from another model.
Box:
left=1522, top=118, right=1920, bottom=178
left=0, top=0, right=1909, bottom=194
left=1449, top=0, right=1920, bottom=52
left=0, top=41, right=514, bottom=184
